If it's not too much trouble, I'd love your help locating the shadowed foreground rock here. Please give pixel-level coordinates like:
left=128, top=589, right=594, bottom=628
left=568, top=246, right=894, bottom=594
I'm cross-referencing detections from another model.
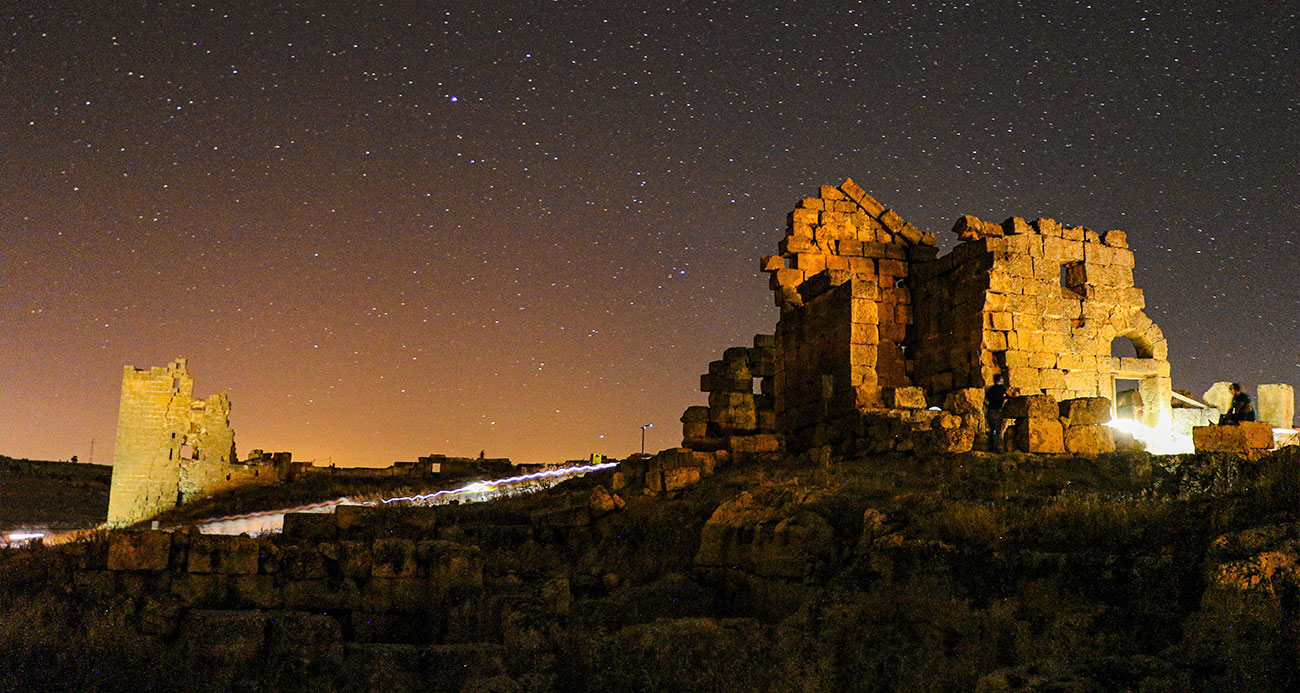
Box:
left=5, top=446, right=1300, bottom=690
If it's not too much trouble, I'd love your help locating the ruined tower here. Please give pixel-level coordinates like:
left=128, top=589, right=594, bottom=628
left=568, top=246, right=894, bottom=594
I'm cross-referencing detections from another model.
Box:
left=106, top=358, right=236, bottom=526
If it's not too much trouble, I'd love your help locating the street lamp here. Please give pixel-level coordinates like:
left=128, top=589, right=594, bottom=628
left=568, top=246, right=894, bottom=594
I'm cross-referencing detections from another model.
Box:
left=640, top=423, right=653, bottom=455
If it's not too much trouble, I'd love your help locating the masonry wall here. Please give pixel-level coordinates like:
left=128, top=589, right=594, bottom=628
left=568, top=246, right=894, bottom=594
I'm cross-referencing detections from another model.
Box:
left=760, top=179, right=939, bottom=445
left=755, top=179, right=1175, bottom=454
left=107, top=359, right=242, bottom=527
left=911, top=215, right=1172, bottom=427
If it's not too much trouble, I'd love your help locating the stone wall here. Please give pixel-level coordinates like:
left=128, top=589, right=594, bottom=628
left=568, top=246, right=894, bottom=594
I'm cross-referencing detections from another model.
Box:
left=911, top=214, right=1171, bottom=428
left=107, top=359, right=268, bottom=527
left=680, top=335, right=778, bottom=453
left=748, top=179, right=1175, bottom=454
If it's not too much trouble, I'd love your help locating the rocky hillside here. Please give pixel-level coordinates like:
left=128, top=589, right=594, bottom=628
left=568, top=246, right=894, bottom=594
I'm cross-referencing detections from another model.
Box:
left=3, top=446, right=1300, bottom=690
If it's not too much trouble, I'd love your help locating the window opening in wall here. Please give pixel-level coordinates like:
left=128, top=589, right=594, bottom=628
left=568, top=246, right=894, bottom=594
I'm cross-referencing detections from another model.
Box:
left=1113, top=377, right=1143, bottom=421
left=1060, top=261, right=1086, bottom=298
left=1111, top=337, right=1139, bottom=358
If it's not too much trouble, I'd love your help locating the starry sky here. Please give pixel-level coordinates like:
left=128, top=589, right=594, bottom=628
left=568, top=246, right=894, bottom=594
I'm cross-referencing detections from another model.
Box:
left=2, top=1, right=1297, bottom=467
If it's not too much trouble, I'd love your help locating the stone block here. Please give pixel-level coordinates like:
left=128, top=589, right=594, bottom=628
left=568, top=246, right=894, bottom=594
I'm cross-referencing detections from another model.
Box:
left=281, top=545, right=329, bottom=580
left=180, top=609, right=267, bottom=670
left=188, top=535, right=259, bottom=575
left=107, top=531, right=172, bottom=571
left=943, top=388, right=984, bottom=416
left=372, top=538, right=419, bottom=578
left=1194, top=422, right=1276, bottom=455
left=360, top=578, right=429, bottom=614
left=1258, top=384, right=1295, bottom=429
left=337, top=540, right=373, bottom=578
left=819, top=184, right=847, bottom=200
left=1003, top=394, right=1058, bottom=419
left=1202, top=382, right=1233, bottom=415
left=283, top=511, right=338, bottom=541
left=1058, top=397, right=1111, bottom=425
left=681, top=405, right=710, bottom=424
left=232, top=574, right=282, bottom=609
left=1012, top=417, right=1065, bottom=453
left=682, top=421, right=708, bottom=440
left=1063, top=425, right=1115, bottom=455
left=424, top=540, right=484, bottom=591
left=883, top=386, right=927, bottom=409
left=728, top=434, right=780, bottom=453
left=170, top=573, right=230, bottom=607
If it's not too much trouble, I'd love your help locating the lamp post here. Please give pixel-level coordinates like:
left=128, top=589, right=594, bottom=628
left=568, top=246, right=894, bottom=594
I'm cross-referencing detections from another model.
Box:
left=640, top=423, right=653, bottom=455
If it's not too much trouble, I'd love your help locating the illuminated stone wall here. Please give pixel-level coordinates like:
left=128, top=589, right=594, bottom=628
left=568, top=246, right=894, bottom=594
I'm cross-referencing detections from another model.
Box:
left=756, top=179, right=1172, bottom=453
left=759, top=179, right=939, bottom=448
left=106, top=359, right=244, bottom=526
left=910, top=214, right=1172, bottom=428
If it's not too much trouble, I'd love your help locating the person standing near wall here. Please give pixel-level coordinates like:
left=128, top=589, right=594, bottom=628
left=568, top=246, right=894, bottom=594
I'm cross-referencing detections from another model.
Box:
left=986, top=373, right=1009, bottom=452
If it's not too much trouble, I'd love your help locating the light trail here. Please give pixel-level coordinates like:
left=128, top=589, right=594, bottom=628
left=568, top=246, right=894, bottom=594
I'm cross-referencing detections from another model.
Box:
left=191, top=461, right=619, bottom=536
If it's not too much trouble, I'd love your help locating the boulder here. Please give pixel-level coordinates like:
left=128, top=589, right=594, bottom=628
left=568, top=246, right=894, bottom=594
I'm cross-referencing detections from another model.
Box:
left=695, top=490, right=835, bottom=581
left=589, top=485, right=623, bottom=516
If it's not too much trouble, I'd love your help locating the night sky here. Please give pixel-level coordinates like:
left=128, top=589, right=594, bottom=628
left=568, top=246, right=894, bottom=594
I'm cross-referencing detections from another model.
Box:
left=3, top=2, right=1297, bottom=467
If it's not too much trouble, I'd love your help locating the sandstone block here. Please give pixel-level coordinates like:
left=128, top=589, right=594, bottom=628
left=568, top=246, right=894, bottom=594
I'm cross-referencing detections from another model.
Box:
left=107, top=531, right=172, bottom=571
left=759, top=255, right=784, bottom=271
left=180, top=609, right=267, bottom=666
left=1258, top=383, right=1295, bottom=429
left=1059, top=397, right=1111, bottom=425
left=884, top=386, right=927, bottom=409
left=1202, top=382, right=1233, bottom=415
left=791, top=208, right=819, bottom=225
left=1012, top=417, right=1065, bottom=453
left=283, top=511, right=338, bottom=541
left=371, top=538, right=418, bottom=578
left=424, top=541, right=484, bottom=591
left=728, top=434, right=781, bottom=453
left=1194, top=422, right=1275, bottom=454
left=819, top=184, right=846, bottom=200
left=589, top=485, right=621, bottom=516
left=879, top=208, right=907, bottom=234
left=1003, top=394, right=1058, bottom=419
left=1064, top=424, right=1115, bottom=455
left=338, top=541, right=373, bottom=578
left=943, top=388, right=985, bottom=416
left=189, top=535, right=259, bottom=575
left=681, top=405, right=709, bottom=423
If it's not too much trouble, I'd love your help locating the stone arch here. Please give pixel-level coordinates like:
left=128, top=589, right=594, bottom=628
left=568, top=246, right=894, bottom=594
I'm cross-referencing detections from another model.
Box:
left=1118, top=312, right=1167, bottom=360
left=1104, top=311, right=1171, bottom=427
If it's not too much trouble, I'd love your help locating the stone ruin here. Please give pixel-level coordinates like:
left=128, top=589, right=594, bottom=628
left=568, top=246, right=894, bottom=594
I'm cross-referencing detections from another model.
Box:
left=651, top=177, right=1182, bottom=484
left=107, top=359, right=279, bottom=527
